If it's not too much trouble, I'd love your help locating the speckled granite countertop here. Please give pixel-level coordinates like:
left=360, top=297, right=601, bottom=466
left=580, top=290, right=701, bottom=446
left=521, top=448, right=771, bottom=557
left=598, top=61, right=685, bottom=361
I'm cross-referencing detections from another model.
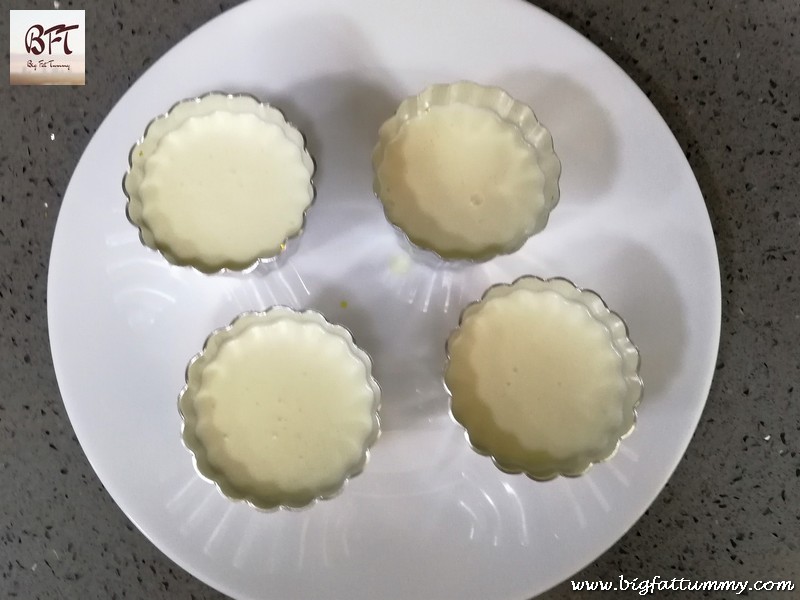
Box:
left=1, top=1, right=798, bottom=598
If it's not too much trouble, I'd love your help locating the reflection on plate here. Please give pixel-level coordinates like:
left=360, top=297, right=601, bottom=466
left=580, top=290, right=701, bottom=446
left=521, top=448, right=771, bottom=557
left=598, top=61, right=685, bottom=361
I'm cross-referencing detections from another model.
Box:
left=47, top=0, right=720, bottom=599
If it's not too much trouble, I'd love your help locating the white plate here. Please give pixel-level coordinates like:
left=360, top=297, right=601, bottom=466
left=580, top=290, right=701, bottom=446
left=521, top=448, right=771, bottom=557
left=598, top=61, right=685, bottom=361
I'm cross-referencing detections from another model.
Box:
left=47, top=0, right=720, bottom=598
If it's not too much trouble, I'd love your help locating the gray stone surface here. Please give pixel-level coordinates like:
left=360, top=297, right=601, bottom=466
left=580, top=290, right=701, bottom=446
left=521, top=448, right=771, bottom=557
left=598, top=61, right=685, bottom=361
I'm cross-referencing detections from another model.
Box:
left=1, top=0, right=797, bottom=598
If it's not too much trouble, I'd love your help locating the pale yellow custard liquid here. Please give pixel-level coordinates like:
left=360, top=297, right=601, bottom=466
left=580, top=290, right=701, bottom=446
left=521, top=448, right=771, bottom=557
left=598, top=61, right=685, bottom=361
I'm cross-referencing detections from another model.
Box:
left=446, top=289, right=627, bottom=473
left=138, top=111, right=312, bottom=271
left=376, top=103, right=545, bottom=259
left=191, top=317, right=377, bottom=507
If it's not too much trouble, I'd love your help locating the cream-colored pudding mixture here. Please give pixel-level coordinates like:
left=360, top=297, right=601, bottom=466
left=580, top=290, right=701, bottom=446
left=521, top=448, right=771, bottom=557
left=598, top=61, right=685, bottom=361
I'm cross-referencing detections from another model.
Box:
left=447, top=289, right=627, bottom=470
left=376, top=103, right=545, bottom=259
left=193, top=317, right=376, bottom=505
left=139, top=111, right=312, bottom=270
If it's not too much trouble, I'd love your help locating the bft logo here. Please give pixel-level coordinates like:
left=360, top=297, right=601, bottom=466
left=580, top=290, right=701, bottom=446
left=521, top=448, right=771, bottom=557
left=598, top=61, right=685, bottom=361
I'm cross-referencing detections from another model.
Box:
left=9, top=10, right=86, bottom=85
left=25, top=23, right=80, bottom=56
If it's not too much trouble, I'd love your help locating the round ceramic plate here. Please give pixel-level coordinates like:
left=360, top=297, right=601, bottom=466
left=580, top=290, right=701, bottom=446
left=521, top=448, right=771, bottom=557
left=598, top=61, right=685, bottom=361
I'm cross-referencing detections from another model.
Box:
left=47, top=0, right=721, bottom=598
